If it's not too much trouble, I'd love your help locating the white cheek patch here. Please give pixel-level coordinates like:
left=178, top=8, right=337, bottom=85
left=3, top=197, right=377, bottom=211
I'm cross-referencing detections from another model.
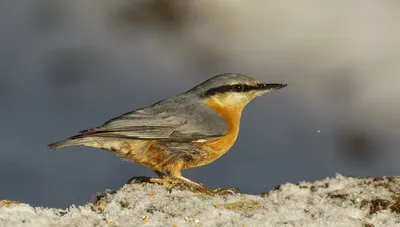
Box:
left=218, top=92, right=253, bottom=106
left=211, top=92, right=254, bottom=107
left=228, top=93, right=247, bottom=101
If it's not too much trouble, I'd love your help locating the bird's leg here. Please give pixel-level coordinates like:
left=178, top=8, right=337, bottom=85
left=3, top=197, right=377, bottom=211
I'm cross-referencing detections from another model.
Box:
left=152, top=170, right=181, bottom=186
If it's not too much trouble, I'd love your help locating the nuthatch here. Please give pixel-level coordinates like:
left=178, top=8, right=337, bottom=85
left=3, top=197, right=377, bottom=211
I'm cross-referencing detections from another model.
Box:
left=49, top=73, right=287, bottom=192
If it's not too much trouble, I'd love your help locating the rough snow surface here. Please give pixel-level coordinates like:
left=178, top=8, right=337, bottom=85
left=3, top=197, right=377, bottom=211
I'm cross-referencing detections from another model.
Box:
left=1, top=175, right=400, bottom=227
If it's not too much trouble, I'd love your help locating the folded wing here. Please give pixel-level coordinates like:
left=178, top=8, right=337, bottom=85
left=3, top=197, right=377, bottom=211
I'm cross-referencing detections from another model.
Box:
left=76, top=107, right=226, bottom=142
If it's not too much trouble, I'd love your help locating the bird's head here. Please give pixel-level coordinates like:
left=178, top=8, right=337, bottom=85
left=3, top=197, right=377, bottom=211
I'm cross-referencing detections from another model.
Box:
left=189, top=73, right=287, bottom=108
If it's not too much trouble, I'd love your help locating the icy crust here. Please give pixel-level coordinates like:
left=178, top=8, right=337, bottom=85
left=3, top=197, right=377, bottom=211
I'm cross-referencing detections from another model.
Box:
left=1, top=175, right=400, bottom=227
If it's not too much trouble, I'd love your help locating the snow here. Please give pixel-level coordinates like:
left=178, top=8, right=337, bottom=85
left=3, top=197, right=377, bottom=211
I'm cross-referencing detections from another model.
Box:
left=1, top=174, right=400, bottom=227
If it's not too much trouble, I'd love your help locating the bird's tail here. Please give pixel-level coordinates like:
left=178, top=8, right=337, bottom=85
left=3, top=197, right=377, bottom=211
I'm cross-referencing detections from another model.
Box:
left=48, top=135, right=97, bottom=150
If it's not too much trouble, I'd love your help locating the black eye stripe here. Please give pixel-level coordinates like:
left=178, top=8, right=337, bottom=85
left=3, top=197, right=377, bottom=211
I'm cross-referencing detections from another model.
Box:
left=205, top=84, right=257, bottom=96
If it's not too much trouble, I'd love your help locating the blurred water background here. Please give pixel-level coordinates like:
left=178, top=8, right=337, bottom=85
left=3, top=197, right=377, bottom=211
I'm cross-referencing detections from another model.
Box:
left=1, top=0, right=399, bottom=208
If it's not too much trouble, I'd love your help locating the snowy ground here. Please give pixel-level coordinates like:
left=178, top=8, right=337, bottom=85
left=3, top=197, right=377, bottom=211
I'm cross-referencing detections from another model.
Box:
left=1, top=174, right=399, bottom=227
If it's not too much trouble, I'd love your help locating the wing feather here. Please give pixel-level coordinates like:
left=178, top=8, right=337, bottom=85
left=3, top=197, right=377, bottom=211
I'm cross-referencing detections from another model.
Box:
left=76, top=105, right=226, bottom=142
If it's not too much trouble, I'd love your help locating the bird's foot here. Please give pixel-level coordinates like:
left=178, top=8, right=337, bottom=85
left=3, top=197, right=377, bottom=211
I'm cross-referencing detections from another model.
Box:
left=127, top=176, right=240, bottom=195
left=127, top=176, right=180, bottom=187
left=127, top=176, right=209, bottom=193
left=168, top=181, right=210, bottom=194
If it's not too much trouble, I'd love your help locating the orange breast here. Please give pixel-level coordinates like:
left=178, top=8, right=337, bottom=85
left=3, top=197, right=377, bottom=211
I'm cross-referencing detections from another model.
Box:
left=204, top=97, right=244, bottom=155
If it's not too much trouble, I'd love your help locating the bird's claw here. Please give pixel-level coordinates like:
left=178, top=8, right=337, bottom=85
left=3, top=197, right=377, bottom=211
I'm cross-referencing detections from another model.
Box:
left=168, top=181, right=210, bottom=194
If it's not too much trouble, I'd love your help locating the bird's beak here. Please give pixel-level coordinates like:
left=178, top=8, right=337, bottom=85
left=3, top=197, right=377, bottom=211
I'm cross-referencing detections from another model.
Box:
left=255, top=83, right=287, bottom=96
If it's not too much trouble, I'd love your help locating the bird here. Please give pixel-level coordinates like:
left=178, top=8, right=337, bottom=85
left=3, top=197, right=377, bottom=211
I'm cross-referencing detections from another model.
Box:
left=48, top=73, right=287, bottom=193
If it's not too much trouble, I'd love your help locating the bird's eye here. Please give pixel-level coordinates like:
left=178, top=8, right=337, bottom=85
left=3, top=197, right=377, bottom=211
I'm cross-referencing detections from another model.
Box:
left=233, top=85, right=244, bottom=92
